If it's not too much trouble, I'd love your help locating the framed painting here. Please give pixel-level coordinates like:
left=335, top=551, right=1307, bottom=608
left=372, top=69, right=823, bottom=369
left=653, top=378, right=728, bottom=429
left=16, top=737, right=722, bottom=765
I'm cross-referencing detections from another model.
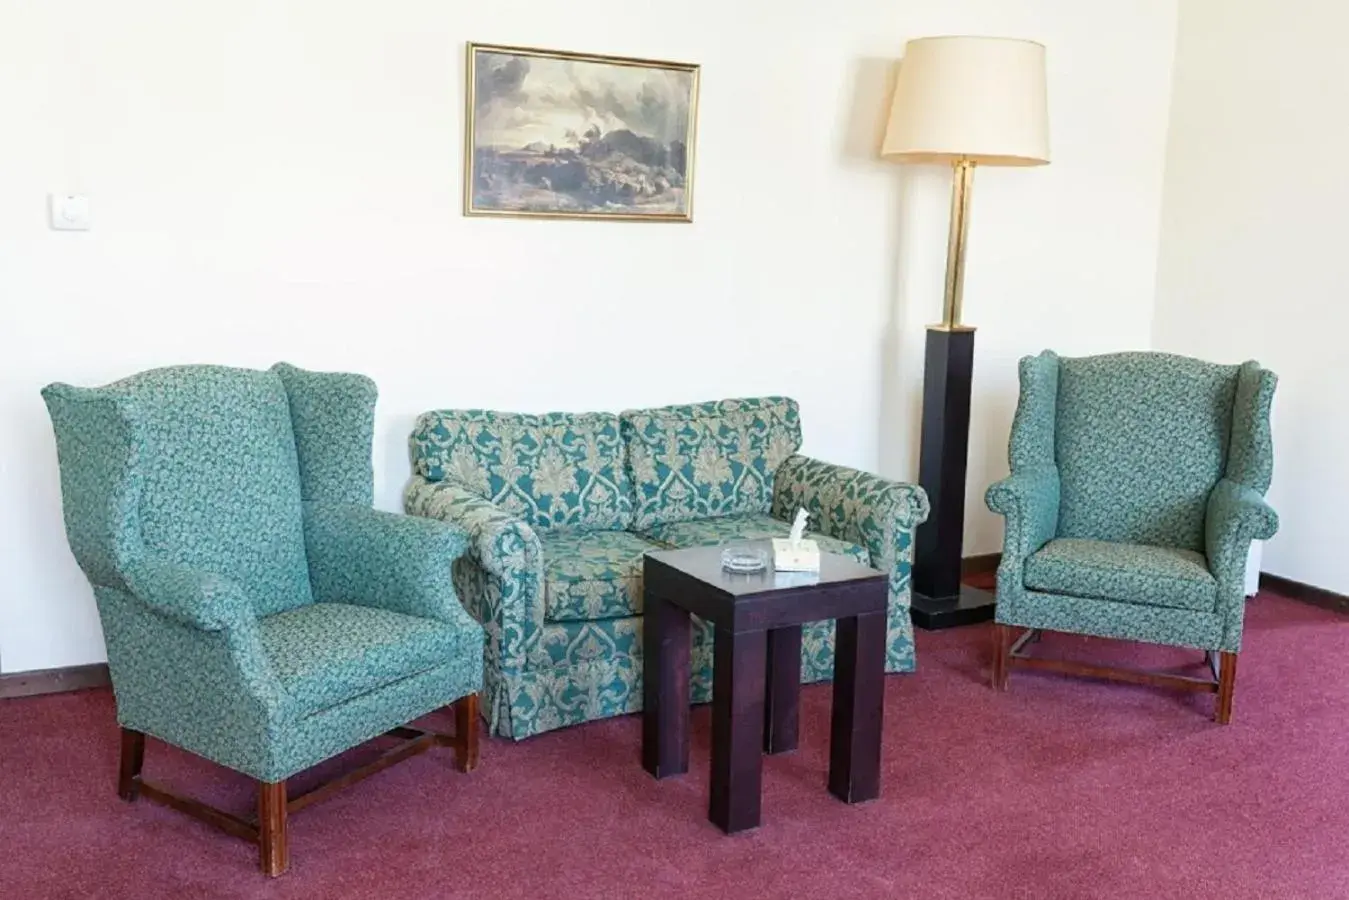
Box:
left=465, top=43, right=700, bottom=222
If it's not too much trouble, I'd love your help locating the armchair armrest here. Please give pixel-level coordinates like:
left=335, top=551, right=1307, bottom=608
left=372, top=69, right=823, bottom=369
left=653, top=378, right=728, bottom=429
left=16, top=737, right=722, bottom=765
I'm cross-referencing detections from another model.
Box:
left=303, top=501, right=477, bottom=629
left=770, top=455, right=929, bottom=571
left=985, top=467, right=1061, bottom=563
left=122, top=557, right=255, bottom=632
left=117, top=558, right=289, bottom=720
left=403, top=476, right=544, bottom=673
left=1205, top=478, right=1279, bottom=591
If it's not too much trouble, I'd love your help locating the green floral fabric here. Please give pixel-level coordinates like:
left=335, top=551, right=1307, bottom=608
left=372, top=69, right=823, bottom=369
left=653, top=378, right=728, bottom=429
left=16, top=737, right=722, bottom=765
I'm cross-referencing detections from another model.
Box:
left=407, top=416, right=931, bottom=740
left=640, top=512, right=869, bottom=564
left=43, top=364, right=483, bottom=783
left=258, top=602, right=478, bottom=717
left=539, top=529, right=665, bottom=622
left=1056, top=352, right=1238, bottom=551
left=621, top=397, right=802, bottom=530
left=47, top=366, right=315, bottom=619
left=409, top=409, right=633, bottom=531
left=271, top=363, right=377, bottom=506
left=988, top=351, right=1279, bottom=653
left=1024, top=539, right=1216, bottom=612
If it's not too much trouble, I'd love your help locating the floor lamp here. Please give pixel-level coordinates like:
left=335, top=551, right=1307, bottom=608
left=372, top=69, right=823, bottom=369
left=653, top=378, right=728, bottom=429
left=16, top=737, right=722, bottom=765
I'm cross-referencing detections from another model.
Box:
left=881, top=36, right=1050, bottom=629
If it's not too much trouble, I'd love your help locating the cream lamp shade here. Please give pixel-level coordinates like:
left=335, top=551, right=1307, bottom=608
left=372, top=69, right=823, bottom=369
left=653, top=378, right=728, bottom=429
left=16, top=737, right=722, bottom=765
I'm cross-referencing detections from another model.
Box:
left=882, top=36, right=1049, bottom=166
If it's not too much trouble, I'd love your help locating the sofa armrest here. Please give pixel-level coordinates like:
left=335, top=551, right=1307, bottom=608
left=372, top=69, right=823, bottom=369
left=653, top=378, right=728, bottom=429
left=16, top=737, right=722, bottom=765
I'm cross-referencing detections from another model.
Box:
left=1206, top=479, right=1278, bottom=592
left=303, top=501, right=479, bottom=632
left=771, top=455, right=929, bottom=572
left=985, top=467, right=1061, bottom=565
left=403, top=476, right=544, bottom=673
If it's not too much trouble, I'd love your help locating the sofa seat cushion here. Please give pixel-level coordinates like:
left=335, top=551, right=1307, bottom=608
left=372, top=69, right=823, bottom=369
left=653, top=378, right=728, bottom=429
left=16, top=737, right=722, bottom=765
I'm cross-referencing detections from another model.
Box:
left=641, top=513, right=870, bottom=565
left=540, top=530, right=667, bottom=623
left=1024, top=538, right=1216, bottom=612
left=259, top=602, right=470, bottom=717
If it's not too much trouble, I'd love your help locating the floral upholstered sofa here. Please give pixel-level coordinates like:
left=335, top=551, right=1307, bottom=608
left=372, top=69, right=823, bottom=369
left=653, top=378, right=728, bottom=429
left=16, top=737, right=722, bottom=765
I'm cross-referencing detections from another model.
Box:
left=403, top=397, right=929, bottom=740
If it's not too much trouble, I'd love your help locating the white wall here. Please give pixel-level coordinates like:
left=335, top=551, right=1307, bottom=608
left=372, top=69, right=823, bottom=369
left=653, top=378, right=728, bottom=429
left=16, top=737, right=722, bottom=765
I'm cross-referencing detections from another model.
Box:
left=1154, top=0, right=1349, bottom=594
left=0, top=0, right=1179, bottom=673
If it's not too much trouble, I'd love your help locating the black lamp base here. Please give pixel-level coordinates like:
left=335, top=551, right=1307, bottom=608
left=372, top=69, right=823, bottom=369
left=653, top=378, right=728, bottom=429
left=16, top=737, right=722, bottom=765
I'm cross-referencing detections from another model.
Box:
left=911, top=585, right=996, bottom=631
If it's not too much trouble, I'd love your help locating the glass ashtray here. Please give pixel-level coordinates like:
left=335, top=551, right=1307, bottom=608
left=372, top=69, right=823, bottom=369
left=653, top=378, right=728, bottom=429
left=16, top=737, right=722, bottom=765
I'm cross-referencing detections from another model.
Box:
left=721, top=545, right=769, bottom=574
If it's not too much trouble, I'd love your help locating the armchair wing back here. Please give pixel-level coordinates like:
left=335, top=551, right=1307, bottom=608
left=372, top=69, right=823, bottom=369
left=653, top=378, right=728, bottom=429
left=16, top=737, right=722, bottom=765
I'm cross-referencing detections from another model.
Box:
left=272, top=361, right=377, bottom=505
left=45, top=365, right=316, bottom=619
left=1052, top=353, right=1263, bottom=551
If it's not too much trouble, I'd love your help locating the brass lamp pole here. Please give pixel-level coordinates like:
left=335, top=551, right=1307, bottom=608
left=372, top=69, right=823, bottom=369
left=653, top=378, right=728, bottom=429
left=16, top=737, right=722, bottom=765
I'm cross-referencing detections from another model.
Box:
left=940, top=158, right=976, bottom=332
left=882, top=37, right=1050, bottom=628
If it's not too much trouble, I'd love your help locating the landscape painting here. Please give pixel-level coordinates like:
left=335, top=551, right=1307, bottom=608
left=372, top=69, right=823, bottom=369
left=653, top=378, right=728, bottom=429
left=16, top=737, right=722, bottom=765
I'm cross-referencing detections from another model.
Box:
left=465, top=44, right=700, bottom=221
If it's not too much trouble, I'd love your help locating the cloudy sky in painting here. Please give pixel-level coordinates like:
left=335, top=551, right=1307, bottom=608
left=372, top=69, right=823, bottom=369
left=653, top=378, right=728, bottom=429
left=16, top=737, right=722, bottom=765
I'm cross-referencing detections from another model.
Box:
left=473, top=51, right=693, bottom=149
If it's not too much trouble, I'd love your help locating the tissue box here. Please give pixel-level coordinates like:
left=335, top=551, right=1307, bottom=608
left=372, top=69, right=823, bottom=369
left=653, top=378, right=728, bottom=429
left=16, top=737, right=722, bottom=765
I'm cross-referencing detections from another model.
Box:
left=772, top=538, right=820, bottom=573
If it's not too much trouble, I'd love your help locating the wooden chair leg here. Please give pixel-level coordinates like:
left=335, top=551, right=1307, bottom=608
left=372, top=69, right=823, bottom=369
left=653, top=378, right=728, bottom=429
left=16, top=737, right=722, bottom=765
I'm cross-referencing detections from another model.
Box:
left=118, top=728, right=145, bottom=802
left=991, top=624, right=1010, bottom=692
left=454, top=693, right=480, bottom=773
left=1215, top=652, right=1238, bottom=725
left=258, top=781, right=289, bottom=877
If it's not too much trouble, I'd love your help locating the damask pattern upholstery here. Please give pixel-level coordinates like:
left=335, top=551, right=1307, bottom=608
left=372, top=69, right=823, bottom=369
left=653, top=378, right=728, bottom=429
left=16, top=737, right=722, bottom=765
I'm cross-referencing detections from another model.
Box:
left=406, top=397, right=930, bottom=740
left=988, top=351, right=1279, bottom=655
left=539, top=529, right=665, bottom=622
left=409, top=409, right=633, bottom=531
left=43, top=364, right=483, bottom=783
left=621, top=397, right=802, bottom=530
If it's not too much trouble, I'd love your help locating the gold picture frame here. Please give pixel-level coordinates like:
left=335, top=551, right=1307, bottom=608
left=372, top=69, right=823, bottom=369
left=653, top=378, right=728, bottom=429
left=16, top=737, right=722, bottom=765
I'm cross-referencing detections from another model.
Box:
left=464, top=43, right=700, bottom=222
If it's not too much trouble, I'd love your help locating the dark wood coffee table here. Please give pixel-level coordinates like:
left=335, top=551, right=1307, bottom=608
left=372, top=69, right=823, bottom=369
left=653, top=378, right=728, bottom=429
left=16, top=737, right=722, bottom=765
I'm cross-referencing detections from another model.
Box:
left=641, top=542, right=888, bottom=834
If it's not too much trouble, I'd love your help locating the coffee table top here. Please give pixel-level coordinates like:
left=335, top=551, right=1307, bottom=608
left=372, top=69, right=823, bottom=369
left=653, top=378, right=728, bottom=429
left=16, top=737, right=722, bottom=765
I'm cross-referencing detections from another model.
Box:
left=644, top=541, right=887, bottom=632
left=644, top=541, right=884, bottom=598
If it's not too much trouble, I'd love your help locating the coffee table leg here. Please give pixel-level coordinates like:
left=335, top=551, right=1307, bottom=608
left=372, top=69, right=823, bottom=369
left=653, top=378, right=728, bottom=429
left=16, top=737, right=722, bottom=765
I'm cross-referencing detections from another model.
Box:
left=710, top=626, right=767, bottom=834
left=764, top=625, right=801, bottom=754
left=642, top=592, right=690, bottom=779
left=828, top=610, right=886, bottom=803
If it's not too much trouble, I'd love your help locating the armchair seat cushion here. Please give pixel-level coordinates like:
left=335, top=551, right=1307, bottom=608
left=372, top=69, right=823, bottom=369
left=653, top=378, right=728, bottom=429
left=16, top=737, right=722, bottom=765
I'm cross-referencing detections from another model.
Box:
left=641, top=512, right=870, bottom=565
left=540, top=530, right=667, bottom=623
left=259, top=603, right=476, bottom=717
left=1024, top=539, right=1216, bottom=612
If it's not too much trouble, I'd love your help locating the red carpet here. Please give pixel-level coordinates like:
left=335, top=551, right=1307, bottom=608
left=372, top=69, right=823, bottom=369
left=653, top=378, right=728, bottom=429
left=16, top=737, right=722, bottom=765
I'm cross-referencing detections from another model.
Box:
left=3, top=591, right=1347, bottom=899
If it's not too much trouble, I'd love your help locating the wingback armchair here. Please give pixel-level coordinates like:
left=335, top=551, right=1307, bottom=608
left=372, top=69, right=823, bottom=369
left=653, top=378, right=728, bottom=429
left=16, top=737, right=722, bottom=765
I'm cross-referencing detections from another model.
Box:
left=986, top=351, right=1278, bottom=723
left=42, top=363, right=484, bottom=876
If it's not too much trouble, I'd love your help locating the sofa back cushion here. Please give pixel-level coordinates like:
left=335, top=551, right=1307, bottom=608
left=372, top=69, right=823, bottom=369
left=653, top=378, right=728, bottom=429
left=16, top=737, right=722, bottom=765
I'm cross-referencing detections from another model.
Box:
left=1055, top=352, right=1238, bottom=552
left=621, top=397, right=802, bottom=530
left=409, top=409, right=633, bottom=530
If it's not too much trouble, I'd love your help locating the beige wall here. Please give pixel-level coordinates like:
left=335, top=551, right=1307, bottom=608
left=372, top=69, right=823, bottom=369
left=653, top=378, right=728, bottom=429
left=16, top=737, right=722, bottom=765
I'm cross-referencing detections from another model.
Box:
left=0, top=0, right=1179, bottom=672
left=1153, top=0, right=1349, bottom=593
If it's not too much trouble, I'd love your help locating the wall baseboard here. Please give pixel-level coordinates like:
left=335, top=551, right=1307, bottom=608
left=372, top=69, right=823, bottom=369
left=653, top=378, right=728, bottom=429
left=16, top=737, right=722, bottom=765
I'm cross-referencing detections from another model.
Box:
left=0, top=564, right=1342, bottom=703
left=0, top=663, right=110, bottom=700
left=1259, top=573, right=1349, bottom=614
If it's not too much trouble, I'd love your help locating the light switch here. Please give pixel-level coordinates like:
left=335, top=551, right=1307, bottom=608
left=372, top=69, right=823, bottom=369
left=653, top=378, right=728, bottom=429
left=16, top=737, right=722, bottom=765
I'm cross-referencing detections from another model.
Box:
left=48, top=193, right=91, bottom=231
